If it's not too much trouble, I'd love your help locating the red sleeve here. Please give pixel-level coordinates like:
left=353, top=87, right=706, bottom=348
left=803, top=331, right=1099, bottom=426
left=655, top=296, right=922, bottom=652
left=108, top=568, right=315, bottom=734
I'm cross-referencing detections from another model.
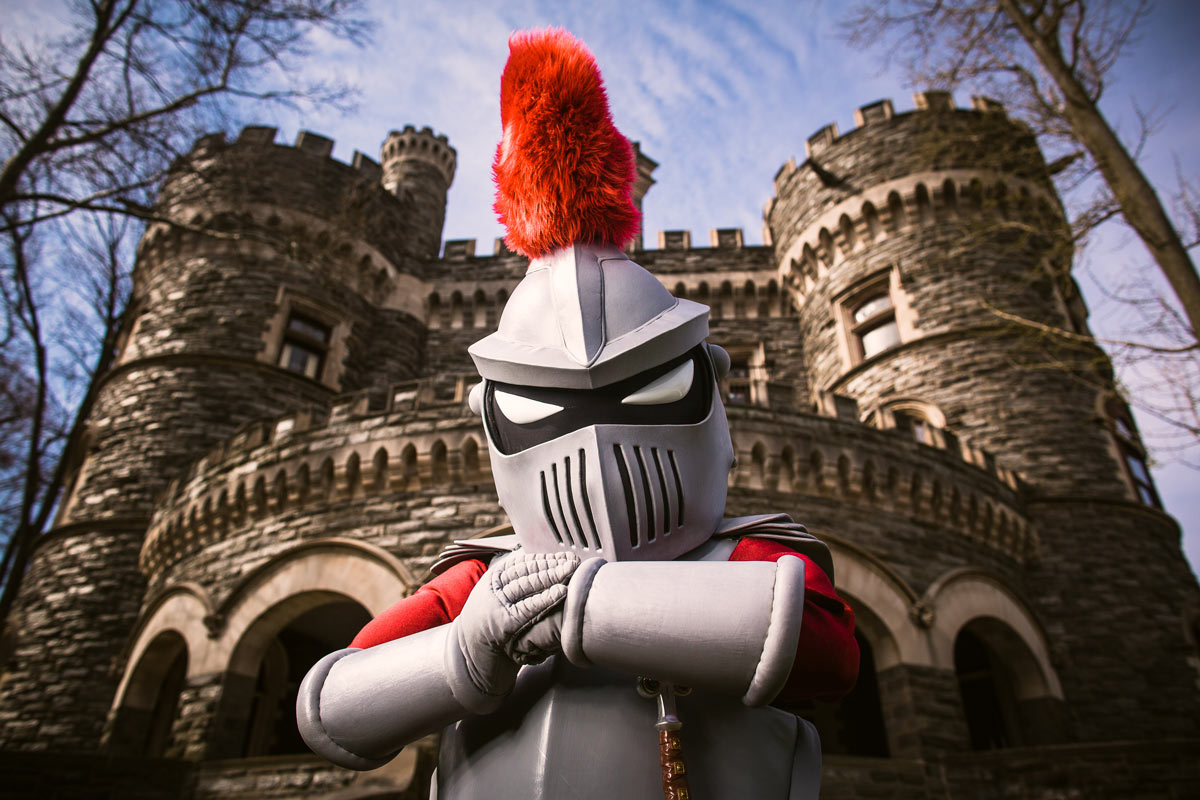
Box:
left=349, top=558, right=488, bottom=649
left=730, top=537, right=860, bottom=702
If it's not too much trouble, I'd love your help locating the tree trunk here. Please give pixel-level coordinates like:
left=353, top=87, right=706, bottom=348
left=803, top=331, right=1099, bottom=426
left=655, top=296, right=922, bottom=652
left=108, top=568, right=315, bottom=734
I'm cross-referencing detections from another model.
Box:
left=999, top=0, right=1200, bottom=338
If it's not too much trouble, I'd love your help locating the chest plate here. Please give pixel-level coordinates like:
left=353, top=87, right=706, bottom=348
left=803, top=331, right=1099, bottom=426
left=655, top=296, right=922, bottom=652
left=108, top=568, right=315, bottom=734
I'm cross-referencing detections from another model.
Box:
left=435, top=657, right=821, bottom=800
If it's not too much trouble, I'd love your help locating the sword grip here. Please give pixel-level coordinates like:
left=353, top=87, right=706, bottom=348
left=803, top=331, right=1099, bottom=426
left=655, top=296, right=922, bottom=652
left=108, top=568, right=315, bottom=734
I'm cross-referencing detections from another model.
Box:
left=658, top=729, right=691, bottom=800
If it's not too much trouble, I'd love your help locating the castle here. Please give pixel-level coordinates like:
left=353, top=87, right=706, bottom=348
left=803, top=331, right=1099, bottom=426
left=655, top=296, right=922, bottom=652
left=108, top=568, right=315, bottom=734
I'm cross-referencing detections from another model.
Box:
left=1, top=92, right=1197, bottom=799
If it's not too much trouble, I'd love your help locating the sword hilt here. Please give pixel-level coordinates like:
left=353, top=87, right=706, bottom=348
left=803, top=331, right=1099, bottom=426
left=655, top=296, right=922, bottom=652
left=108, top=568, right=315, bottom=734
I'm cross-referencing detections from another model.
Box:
left=640, top=678, right=692, bottom=800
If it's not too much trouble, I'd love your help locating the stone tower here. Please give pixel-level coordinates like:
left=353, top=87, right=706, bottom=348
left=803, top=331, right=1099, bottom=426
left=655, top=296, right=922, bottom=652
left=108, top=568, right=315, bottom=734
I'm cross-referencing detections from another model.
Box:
left=766, top=91, right=1200, bottom=750
left=0, top=125, right=442, bottom=752
left=380, top=125, right=457, bottom=259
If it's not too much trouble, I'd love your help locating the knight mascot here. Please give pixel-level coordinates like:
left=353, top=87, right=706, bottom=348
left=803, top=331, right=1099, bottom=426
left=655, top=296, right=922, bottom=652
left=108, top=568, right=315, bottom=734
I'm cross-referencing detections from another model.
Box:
left=298, top=29, right=859, bottom=799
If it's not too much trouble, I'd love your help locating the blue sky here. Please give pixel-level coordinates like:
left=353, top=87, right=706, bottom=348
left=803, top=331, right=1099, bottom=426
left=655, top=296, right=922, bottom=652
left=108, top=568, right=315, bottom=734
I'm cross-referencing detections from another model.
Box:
left=9, top=0, right=1199, bottom=573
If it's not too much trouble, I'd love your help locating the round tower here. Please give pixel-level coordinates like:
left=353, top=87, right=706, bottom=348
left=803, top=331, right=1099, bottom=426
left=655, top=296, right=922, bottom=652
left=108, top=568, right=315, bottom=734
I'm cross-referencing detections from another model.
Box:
left=380, top=125, right=457, bottom=259
left=766, top=92, right=1200, bottom=741
left=0, top=125, right=432, bottom=750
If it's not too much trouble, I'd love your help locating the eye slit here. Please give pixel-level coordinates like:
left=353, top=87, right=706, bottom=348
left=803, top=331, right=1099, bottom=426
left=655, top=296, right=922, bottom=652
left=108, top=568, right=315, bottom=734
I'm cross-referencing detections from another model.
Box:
left=621, top=360, right=694, bottom=406
left=494, top=391, right=565, bottom=424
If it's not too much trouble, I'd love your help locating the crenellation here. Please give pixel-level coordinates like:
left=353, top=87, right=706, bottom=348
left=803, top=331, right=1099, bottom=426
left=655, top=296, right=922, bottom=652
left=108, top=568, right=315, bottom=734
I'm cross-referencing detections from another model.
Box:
left=913, top=90, right=954, bottom=111
left=970, top=95, right=1005, bottom=114
left=293, top=130, right=334, bottom=157
left=237, top=125, right=277, bottom=145
left=854, top=98, right=895, bottom=127
left=805, top=122, right=839, bottom=158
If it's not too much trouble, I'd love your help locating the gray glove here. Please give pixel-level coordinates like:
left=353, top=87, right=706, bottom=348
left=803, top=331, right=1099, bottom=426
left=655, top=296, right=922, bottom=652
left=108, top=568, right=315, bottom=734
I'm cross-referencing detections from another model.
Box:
left=446, top=550, right=580, bottom=712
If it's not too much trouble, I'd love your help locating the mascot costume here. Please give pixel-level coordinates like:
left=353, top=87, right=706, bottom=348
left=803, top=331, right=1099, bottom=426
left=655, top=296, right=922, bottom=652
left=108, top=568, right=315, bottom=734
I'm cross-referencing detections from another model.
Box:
left=298, top=29, right=859, bottom=800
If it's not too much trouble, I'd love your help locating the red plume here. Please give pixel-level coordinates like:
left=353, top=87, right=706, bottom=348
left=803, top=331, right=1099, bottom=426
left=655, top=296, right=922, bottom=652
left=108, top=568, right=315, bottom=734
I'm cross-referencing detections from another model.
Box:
left=493, top=29, right=640, bottom=259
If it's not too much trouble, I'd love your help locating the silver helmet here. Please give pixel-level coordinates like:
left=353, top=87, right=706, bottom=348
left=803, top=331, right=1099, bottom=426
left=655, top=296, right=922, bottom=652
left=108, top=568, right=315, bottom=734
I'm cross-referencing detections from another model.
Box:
left=468, top=242, right=734, bottom=562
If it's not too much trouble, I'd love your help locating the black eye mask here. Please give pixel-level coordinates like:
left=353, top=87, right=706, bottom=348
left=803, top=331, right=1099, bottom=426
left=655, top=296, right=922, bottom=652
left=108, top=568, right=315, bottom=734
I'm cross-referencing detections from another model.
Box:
left=485, top=346, right=714, bottom=455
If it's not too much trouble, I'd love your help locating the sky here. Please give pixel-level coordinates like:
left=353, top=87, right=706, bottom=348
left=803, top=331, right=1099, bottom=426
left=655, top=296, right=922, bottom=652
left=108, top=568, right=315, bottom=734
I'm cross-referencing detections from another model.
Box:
left=8, top=0, right=1199, bottom=573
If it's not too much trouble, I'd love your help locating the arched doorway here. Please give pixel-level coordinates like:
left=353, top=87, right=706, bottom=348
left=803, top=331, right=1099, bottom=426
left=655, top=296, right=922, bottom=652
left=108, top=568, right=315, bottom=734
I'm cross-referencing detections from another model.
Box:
left=239, top=598, right=371, bottom=757
left=954, top=627, right=1023, bottom=750
left=107, top=630, right=189, bottom=757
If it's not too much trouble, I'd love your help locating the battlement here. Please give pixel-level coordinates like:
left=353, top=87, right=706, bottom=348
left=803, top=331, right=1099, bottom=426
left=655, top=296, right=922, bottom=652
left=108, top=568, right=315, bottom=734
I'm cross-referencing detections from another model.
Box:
left=382, top=124, right=457, bottom=186
left=188, top=125, right=385, bottom=181
left=800, top=92, right=1007, bottom=161
left=139, top=373, right=485, bottom=575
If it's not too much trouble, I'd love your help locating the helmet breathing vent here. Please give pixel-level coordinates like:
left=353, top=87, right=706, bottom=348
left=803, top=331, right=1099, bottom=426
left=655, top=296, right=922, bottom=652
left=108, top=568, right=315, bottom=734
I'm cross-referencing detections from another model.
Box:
left=539, top=451, right=600, bottom=550
left=613, top=444, right=685, bottom=549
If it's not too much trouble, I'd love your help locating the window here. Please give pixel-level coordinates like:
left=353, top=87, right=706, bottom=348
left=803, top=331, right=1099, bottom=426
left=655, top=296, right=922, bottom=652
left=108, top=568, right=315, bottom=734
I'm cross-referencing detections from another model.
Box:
left=852, top=293, right=900, bottom=358
left=881, top=400, right=948, bottom=450
left=893, top=410, right=933, bottom=445
left=834, top=269, right=915, bottom=369
left=1124, top=449, right=1159, bottom=507
left=721, top=343, right=768, bottom=406
left=1105, top=398, right=1161, bottom=509
left=278, top=313, right=331, bottom=380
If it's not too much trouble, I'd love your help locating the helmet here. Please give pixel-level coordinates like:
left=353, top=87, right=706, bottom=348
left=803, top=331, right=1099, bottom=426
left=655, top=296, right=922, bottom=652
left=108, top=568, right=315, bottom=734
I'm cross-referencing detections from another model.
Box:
left=468, top=243, right=734, bottom=562
left=467, top=29, right=734, bottom=561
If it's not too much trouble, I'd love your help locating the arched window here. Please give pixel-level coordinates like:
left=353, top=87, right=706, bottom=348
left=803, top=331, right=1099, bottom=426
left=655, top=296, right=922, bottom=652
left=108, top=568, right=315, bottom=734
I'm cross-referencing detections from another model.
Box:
left=955, top=629, right=1023, bottom=750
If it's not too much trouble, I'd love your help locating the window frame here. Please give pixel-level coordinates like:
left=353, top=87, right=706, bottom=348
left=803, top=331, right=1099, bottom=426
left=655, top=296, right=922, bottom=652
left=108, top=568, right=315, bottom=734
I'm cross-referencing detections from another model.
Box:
left=259, top=288, right=349, bottom=390
left=1104, top=397, right=1161, bottom=509
left=833, top=268, right=917, bottom=370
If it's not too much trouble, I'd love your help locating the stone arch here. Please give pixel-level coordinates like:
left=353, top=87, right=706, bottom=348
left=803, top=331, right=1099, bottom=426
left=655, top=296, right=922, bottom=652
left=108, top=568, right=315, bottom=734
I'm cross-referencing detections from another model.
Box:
left=862, top=201, right=882, bottom=242
left=473, top=288, right=488, bottom=328
left=926, top=570, right=1063, bottom=701
left=272, top=470, right=288, bottom=514
left=765, top=279, right=780, bottom=317
left=319, top=456, right=335, bottom=501
left=252, top=476, right=268, bottom=518
left=430, top=439, right=449, bottom=484
left=801, top=244, right=818, bottom=279
left=862, top=459, right=877, bottom=501
left=824, top=539, right=929, bottom=669
left=462, top=436, right=481, bottom=480
left=837, top=454, right=852, bottom=496
left=109, top=585, right=213, bottom=748
left=203, top=541, right=416, bottom=758
left=344, top=451, right=362, bottom=498
left=818, top=227, right=835, bottom=266
left=809, top=449, right=824, bottom=492
left=941, top=177, right=958, bottom=218
left=779, top=444, right=796, bottom=490
left=719, top=280, right=735, bottom=318
left=372, top=446, right=389, bottom=493
left=966, top=178, right=985, bottom=213
left=887, top=191, right=907, bottom=231
left=914, top=183, right=934, bottom=226
left=742, top=279, right=757, bottom=318
left=427, top=292, right=442, bottom=329
left=107, top=629, right=189, bottom=757
left=401, top=442, right=419, bottom=490
left=294, top=464, right=310, bottom=505
left=234, top=481, right=247, bottom=523
left=838, top=213, right=857, bottom=255
left=750, top=441, right=768, bottom=489
left=449, top=290, right=464, bottom=330
left=673, top=281, right=687, bottom=300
